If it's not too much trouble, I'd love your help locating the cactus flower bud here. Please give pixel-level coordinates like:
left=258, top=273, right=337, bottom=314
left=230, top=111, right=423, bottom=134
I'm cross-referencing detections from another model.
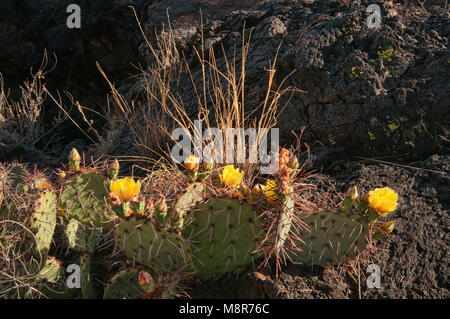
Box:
left=131, top=195, right=146, bottom=215
left=154, top=198, right=168, bottom=224
left=279, top=148, right=290, bottom=167
left=200, top=160, right=214, bottom=172
left=109, top=159, right=120, bottom=179
left=345, top=185, right=359, bottom=201
left=146, top=198, right=154, bottom=211
left=59, top=170, right=66, bottom=179
left=287, top=156, right=299, bottom=170
left=239, top=183, right=251, bottom=197
left=379, top=220, right=396, bottom=233
left=111, top=158, right=120, bottom=171
left=69, top=148, right=81, bottom=172
left=277, top=176, right=291, bottom=195
left=342, top=185, right=359, bottom=211
left=138, top=270, right=153, bottom=287
left=197, top=159, right=214, bottom=181
left=373, top=220, right=396, bottom=239
left=184, top=155, right=200, bottom=172
left=156, top=198, right=168, bottom=213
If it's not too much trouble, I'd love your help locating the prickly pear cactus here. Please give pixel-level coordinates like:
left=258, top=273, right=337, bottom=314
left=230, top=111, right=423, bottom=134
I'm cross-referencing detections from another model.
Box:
left=59, top=172, right=118, bottom=227
left=80, top=252, right=96, bottom=299
left=29, top=190, right=57, bottom=258
left=8, top=165, right=27, bottom=191
left=37, top=256, right=74, bottom=299
left=292, top=210, right=370, bottom=266
left=103, top=268, right=178, bottom=299
left=115, top=216, right=192, bottom=271
left=274, top=193, right=295, bottom=253
left=172, top=182, right=205, bottom=229
left=182, top=198, right=265, bottom=275
left=65, top=218, right=102, bottom=254
left=38, top=256, right=64, bottom=283
left=103, top=268, right=145, bottom=299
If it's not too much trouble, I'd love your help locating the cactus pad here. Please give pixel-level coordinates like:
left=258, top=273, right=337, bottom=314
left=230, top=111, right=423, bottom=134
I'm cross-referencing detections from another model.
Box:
left=103, top=268, right=144, bottom=299
left=172, top=182, right=205, bottom=228
left=115, top=216, right=192, bottom=271
left=292, top=210, right=370, bottom=266
left=80, top=252, right=96, bottom=299
left=182, top=198, right=265, bottom=275
left=29, top=190, right=57, bottom=258
left=65, top=218, right=102, bottom=254
left=60, top=172, right=118, bottom=227
left=38, top=256, right=64, bottom=283
left=103, top=268, right=177, bottom=299
left=275, top=194, right=294, bottom=253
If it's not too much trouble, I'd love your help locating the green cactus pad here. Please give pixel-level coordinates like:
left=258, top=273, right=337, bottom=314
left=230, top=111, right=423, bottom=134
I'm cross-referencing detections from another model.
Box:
left=103, top=268, right=144, bottom=299
left=8, top=165, right=27, bottom=190
left=38, top=257, right=76, bottom=299
left=80, top=252, right=96, bottom=299
left=29, top=190, right=57, bottom=258
left=65, top=219, right=102, bottom=254
left=115, top=216, right=192, bottom=271
left=275, top=194, right=294, bottom=253
left=103, top=268, right=177, bottom=299
left=291, top=210, right=370, bottom=266
left=172, top=182, right=205, bottom=229
left=182, top=198, right=265, bottom=275
left=60, top=172, right=118, bottom=227
left=38, top=256, right=64, bottom=283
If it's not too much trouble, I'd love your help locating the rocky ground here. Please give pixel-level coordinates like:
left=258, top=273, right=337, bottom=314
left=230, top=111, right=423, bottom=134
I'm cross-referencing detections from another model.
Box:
left=0, top=0, right=448, bottom=298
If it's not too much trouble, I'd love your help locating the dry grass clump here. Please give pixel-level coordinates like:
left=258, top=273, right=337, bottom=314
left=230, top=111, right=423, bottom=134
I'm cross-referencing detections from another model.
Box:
left=76, top=10, right=295, bottom=182
left=0, top=71, right=46, bottom=146
left=0, top=53, right=67, bottom=157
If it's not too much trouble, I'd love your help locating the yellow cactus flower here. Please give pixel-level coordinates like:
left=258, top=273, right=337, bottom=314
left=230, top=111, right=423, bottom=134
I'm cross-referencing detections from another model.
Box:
left=219, top=165, right=243, bottom=188
left=368, top=187, right=398, bottom=217
left=263, top=179, right=277, bottom=204
left=110, top=177, right=141, bottom=202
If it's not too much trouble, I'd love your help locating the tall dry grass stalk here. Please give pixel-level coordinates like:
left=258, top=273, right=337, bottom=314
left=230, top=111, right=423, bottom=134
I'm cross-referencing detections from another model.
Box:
left=89, top=9, right=295, bottom=183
